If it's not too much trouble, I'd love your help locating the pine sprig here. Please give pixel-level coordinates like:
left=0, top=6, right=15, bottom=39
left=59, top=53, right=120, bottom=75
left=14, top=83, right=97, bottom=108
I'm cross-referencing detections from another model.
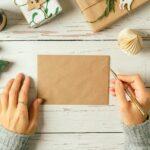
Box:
left=101, top=0, right=116, bottom=18
left=90, top=0, right=116, bottom=23
left=0, top=60, right=9, bottom=72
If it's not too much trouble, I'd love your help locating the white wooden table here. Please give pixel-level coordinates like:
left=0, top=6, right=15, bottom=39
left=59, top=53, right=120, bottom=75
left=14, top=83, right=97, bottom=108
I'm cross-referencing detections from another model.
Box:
left=0, top=1, right=150, bottom=149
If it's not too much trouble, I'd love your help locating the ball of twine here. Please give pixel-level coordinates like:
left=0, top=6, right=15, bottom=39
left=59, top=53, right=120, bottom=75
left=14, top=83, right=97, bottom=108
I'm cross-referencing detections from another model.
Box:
left=0, top=9, right=7, bottom=31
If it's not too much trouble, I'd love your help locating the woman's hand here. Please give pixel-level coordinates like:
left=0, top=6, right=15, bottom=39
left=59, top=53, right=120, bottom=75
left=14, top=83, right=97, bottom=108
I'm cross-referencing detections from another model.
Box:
left=110, top=74, right=150, bottom=126
left=0, top=73, right=43, bottom=135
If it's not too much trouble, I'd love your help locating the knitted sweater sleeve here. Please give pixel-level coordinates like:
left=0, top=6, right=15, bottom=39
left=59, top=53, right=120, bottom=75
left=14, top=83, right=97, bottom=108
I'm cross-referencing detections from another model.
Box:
left=123, top=119, right=150, bottom=150
left=0, top=126, right=30, bottom=150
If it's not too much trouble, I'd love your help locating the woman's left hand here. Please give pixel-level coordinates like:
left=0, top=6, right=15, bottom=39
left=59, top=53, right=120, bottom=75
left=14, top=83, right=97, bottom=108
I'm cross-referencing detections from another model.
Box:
left=0, top=73, right=43, bottom=135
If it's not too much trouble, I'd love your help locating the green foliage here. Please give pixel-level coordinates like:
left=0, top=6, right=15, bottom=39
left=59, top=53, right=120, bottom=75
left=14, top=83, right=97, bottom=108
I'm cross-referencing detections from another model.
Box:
left=55, top=7, right=59, bottom=15
left=91, top=0, right=116, bottom=23
left=100, top=0, right=116, bottom=19
left=49, top=13, right=52, bottom=18
left=45, top=0, right=50, bottom=14
left=32, top=12, right=38, bottom=22
left=45, top=8, right=48, bottom=14
left=0, top=60, right=9, bottom=72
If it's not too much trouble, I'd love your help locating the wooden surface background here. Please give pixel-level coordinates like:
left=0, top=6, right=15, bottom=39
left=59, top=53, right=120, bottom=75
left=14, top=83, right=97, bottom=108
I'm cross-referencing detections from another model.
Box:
left=0, top=0, right=150, bottom=149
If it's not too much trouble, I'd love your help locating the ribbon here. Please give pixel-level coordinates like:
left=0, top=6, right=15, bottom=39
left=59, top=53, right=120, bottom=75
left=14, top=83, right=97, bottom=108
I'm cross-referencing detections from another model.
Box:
left=78, top=0, right=116, bottom=23
left=80, top=0, right=102, bottom=12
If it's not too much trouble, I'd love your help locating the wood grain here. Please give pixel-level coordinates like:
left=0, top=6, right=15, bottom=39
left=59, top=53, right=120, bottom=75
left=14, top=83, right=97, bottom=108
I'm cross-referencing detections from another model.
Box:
left=0, top=41, right=149, bottom=87
left=29, top=133, right=124, bottom=150
left=0, top=0, right=149, bottom=149
left=0, top=0, right=149, bottom=40
left=0, top=41, right=149, bottom=134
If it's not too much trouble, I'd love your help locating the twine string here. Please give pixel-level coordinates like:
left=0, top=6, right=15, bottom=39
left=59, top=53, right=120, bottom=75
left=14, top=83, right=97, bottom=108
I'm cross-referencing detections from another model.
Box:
left=80, top=0, right=116, bottom=23
left=81, top=0, right=103, bottom=12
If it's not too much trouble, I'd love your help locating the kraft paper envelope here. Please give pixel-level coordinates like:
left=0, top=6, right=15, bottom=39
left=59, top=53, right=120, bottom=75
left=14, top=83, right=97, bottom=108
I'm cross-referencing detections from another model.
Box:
left=37, top=55, right=110, bottom=105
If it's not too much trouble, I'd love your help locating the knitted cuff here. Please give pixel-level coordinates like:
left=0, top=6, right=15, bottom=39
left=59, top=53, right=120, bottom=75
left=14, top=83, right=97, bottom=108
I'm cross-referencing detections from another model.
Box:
left=0, top=126, right=30, bottom=150
left=123, top=119, right=150, bottom=146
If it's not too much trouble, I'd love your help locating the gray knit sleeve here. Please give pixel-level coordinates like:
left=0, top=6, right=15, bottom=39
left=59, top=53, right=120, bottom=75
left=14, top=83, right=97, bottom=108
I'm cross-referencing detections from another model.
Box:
left=0, top=126, right=30, bottom=150
left=123, top=119, right=150, bottom=150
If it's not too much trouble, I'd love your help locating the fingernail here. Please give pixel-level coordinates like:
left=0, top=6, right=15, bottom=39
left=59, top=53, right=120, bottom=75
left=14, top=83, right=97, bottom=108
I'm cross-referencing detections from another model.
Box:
left=117, top=79, right=121, bottom=82
left=27, top=75, right=31, bottom=79
left=38, top=98, right=45, bottom=104
left=17, top=73, right=24, bottom=78
left=25, top=76, right=31, bottom=81
left=18, top=73, right=23, bottom=76
left=116, top=79, right=121, bottom=85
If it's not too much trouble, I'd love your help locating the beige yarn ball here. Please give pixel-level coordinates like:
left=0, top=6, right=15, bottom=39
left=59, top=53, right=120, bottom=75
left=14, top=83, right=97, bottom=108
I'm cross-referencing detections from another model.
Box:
left=0, top=9, right=7, bottom=31
left=118, top=28, right=143, bottom=55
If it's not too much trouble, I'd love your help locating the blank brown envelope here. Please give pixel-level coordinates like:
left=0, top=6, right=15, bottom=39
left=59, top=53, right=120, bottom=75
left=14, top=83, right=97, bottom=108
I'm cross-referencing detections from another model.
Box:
left=37, top=55, right=110, bottom=105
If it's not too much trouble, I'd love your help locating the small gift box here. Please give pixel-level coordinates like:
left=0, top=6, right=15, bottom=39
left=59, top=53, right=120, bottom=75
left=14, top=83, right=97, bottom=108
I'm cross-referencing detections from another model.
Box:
left=14, top=0, right=62, bottom=27
left=76, top=0, right=149, bottom=32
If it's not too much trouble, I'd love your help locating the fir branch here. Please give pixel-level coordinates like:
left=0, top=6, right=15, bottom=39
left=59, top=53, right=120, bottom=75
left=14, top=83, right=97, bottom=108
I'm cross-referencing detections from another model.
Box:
left=90, top=0, right=116, bottom=23
left=0, top=60, right=9, bottom=72
left=100, top=0, right=116, bottom=19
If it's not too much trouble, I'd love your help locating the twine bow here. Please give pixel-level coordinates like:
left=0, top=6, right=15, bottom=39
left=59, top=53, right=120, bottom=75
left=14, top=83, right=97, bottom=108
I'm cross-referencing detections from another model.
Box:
left=27, top=0, right=46, bottom=11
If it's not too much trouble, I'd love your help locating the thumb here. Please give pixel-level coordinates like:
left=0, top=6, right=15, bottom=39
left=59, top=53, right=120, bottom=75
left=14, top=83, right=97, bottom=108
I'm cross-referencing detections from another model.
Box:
left=115, top=80, right=129, bottom=107
left=28, top=98, right=43, bottom=134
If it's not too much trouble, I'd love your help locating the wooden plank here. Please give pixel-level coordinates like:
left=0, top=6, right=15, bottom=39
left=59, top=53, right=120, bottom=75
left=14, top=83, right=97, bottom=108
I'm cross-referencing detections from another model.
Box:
left=0, top=1, right=148, bottom=149
left=0, top=0, right=149, bottom=40
left=37, top=105, right=122, bottom=133
left=0, top=41, right=149, bottom=86
left=29, top=133, right=124, bottom=150
left=0, top=41, right=149, bottom=132
left=0, top=87, right=125, bottom=133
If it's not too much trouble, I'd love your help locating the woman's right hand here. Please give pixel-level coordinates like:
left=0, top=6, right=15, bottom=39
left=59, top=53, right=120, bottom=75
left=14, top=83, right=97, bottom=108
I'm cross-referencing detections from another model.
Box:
left=110, top=74, right=150, bottom=126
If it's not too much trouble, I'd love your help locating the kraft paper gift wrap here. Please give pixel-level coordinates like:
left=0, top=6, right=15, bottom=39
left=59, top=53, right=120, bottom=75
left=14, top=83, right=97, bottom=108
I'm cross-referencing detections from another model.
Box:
left=37, top=55, right=110, bottom=105
left=14, top=0, right=62, bottom=27
left=76, top=0, right=149, bottom=32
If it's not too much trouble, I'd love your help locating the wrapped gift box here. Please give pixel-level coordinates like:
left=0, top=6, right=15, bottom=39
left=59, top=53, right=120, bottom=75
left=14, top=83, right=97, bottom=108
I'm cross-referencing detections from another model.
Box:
left=76, top=0, right=149, bottom=32
left=14, top=0, right=62, bottom=27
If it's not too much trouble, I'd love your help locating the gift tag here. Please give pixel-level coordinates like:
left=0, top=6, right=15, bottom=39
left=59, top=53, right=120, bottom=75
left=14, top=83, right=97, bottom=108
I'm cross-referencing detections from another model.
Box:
left=27, top=0, right=46, bottom=11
